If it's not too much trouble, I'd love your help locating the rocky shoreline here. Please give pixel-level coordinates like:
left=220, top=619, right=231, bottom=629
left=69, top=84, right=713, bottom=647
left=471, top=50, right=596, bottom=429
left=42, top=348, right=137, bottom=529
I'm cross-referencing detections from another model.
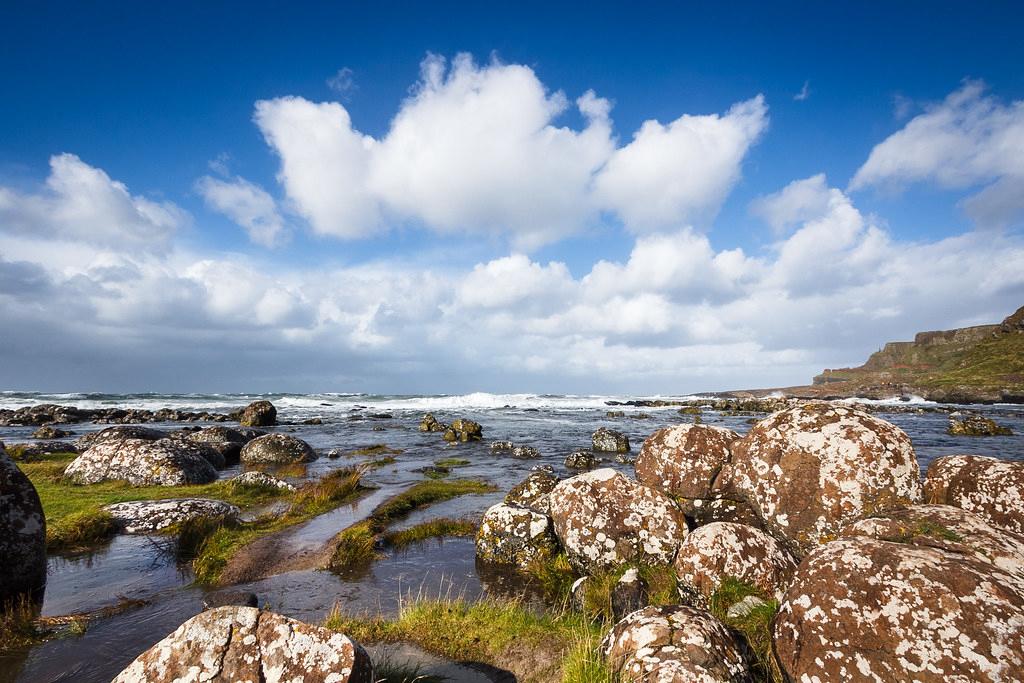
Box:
left=3, top=398, right=1023, bottom=681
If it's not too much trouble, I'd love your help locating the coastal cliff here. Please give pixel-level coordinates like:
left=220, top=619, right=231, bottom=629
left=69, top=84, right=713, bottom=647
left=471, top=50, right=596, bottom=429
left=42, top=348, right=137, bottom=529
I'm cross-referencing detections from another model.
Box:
left=751, top=305, right=1024, bottom=403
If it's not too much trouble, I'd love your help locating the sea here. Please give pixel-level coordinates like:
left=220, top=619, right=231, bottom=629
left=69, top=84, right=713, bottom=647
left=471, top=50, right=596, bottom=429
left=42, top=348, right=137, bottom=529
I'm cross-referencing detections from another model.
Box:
left=1, top=391, right=1022, bottom=682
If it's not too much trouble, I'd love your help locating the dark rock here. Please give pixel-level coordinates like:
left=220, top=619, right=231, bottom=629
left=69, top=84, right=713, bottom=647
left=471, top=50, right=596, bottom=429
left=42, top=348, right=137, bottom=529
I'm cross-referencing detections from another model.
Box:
left=610, top=568, right=648, bottom=622
left=111, top=607, right=374, bottom=683
left=0, top=450, right=47, bottom=609
left=592, top=428, right=630, bottom=453
left=240, top=433, right=317, bottom=465
left=239, top=400, right=277, bottom=427
left=510, top=445, right=540, bottom=459
left=947, top=413, right=1013, bottom=436
left=419, top=413, right=447, bottom=433
left=564, top=449, right=597, bottom=470
left=31, top=425, right=72, bottom=439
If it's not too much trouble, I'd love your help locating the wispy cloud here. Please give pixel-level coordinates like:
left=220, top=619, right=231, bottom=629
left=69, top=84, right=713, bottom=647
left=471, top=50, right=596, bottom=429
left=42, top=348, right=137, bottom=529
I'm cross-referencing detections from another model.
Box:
left=794, top=80, right=810, bottom=101
left=326, top=67, right=357, bottom=98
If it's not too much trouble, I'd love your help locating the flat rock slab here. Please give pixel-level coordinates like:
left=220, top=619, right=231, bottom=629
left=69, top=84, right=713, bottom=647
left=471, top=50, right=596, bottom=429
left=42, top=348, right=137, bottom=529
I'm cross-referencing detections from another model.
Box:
left=104, top=499, right=240, bottom=534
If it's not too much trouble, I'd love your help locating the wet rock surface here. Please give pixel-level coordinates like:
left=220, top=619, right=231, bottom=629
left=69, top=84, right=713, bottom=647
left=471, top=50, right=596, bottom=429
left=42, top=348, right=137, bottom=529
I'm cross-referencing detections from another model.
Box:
left=947, top=413, right=1014, bottom=436
left=442, top=418, right=483, bottom=443
left=774, top=534, right=1024, bottom=682
left=64, top=438, right=218, bottom=486
left=111, top=606, right=373, bottom=683
left=592, top=427, right=630, bottom=453
left=0, top=403, right=230, bottom=427
left=0, top=449, right=47, bottom=609
left=635, top=423, right=739, bottom=518
left=30, top=425, right=72, bottom=439
left=564, top=449, right=597, bottom=470
left=239, top=400, right=278, bottom=427
left=240, top=433, right=317, bottom=464
left=602, top=605, right=750, bottom=683
left=549, top=468, right=686, bottom=571
left=475, top=503, right=559, bottom=567
left=724, top=403, right=922, bottom=555
left=104, top=498, right=240, bottom=534
left=674, top=521, right=797, bottom=604
left=186, top=426, right=261, bottom=466
left=923, top=454, right=1024, bottom=534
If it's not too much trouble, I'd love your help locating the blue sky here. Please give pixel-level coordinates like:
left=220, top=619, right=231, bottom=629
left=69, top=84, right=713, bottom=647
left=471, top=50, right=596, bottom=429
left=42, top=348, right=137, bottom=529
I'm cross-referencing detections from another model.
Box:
left=1, top=2, right=1023, bottom=393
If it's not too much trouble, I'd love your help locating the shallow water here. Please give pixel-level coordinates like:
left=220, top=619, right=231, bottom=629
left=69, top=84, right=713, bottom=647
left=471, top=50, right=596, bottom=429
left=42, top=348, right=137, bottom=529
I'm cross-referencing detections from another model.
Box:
left=2, top=393, right=1023, bottom=682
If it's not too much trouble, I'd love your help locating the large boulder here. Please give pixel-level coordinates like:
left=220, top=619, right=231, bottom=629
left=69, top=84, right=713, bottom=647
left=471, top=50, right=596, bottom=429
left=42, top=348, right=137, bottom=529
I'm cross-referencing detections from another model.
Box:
left=112, top=606, right=373, bottom=683
left=549, top=468, right=686, bottom=571
left=635, top=423, right=740, bottom=517
left=774, top=533, right=1024, bottom=682
left=0, top=450, right=47, bottom=609
left=75, top=425, right=168, bottom=451
left=240, top=433, right=316, bottom=465
left=104, top=499, right=240, bottom=534
left=187, top=426, right=258, bottom=466
left=505, top=470, right=560, bottom=515
left=592, top=427, right=630, bottom=453
left=602, top=605, right=751, bottom=683
left=724, top=403, right=921, bottom=555
left=923, top=454, right=1024, bottom=534
left=674, top=522, right=798, bottom=604
left=239, top=400, right=277, bottom=427
left=64, top=438, right=217, bottom=486
left=475, top=503, right=559, bottom=567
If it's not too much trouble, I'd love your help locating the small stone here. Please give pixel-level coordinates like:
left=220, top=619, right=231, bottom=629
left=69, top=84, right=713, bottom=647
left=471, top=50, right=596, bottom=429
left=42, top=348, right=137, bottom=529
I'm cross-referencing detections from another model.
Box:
left=592, top=428, right=630, bottom=453
left=726, top=595, right=767, bottom=620
left=564, top=449, right=597, bottom=470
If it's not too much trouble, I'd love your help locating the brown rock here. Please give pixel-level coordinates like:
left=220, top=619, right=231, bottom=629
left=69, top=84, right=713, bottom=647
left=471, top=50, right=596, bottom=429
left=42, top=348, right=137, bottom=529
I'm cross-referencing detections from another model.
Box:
left=505, top=470, right=560, bottom=515
left=549, top=468, right=686, bottom=572
left=240, top=433, right=317, bottom=465
left=774, top=534, right=1024, bottom=682
left=112, top=606, right=373, bottom=683
left=724, top=403, right=921, bottom=555
left=602, top=605, right=750, bottom=682
left=635, top=423, right=739, bottom=517
left=923, top=454, right=1024, bottom=534
left=674, top=522, right=797, bottom=605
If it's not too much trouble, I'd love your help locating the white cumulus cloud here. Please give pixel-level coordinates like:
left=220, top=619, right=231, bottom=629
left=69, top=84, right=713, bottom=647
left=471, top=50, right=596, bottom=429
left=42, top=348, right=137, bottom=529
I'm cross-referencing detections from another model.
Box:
left=196, top=175, right=286, bottom=247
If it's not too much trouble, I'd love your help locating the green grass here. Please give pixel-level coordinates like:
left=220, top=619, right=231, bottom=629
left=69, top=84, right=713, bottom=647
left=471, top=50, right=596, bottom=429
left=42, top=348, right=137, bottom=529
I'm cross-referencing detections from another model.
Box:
left=884, top=520, right=963, bottom=544
left=329, top=479, right=496, bottom=572
left=707, top=577, right=782, bottom=683
left=324, top=595, right=615, bottom=683
left=349, top=444, right=404, bottom=456
left=381, top=518, right=477, bottom=549
left=15, top=452, right=299, bottom=554
left=46, top=509, right=119, bottom=554
left=188, top=467, right=368, bottom=583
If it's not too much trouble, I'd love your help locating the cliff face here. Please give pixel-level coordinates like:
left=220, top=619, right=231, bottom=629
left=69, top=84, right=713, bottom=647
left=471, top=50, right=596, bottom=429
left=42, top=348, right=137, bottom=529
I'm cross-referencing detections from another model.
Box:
left=768, top=305, right=1024, bottom=404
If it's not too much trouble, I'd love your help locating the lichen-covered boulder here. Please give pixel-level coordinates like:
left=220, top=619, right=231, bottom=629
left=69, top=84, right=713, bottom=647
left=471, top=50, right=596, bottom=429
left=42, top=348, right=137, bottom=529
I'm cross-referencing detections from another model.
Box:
left=240, top=433, right=316, bottom=465
left=923, top=454, right=1024, bottom=534
left=188, top=426, right=258, bottom=466
left=111, top=606, right=373, bottom=683
left=549, top=468, right=686, bottom=571
left=774, top=535, right=1024, bottom=682
left=592, top=427, right=630, bottom=453
left=442, top=418, right=483, bottom=443
left=104, top=499, right=240, bottom=534
left=505, top=470, right=560, bottom=515
left=231, top=471, right=296, bottom=492
left=674, top=522, right=797, bottom=604
left=165, top=438, right=227, bottom=470
left=31, top=425, right=72, bottom=439
left=724, top=403, right=921, bottom=555
left=475, top=503, right=559, bottom=567
left=64, top=438, right=217, bottom=486
left=564, top=449, right=597, bottom=470
left=635, top=423, right=739, bottom=517
left=841, top=504, right=1024, bottom=588
left=75, top=425, right=169, bottom=451
left=239, top=399, right=277, bottom=427
left=687, top=497, right=764, bottom=528
left=0, top=450, right=46, bottom=609
left=602, top=605, right=750, bottom=683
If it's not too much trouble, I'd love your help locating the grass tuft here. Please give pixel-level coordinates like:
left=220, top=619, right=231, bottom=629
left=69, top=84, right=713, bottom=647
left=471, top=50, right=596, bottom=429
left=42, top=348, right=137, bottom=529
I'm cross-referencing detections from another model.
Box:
left=349, top=444, right=404, bottom=457
left=46, top=509, right=118, bottom=554
left=381, top=518, right=477, bottom=549
left=708, top=577, right=782, bottom=683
